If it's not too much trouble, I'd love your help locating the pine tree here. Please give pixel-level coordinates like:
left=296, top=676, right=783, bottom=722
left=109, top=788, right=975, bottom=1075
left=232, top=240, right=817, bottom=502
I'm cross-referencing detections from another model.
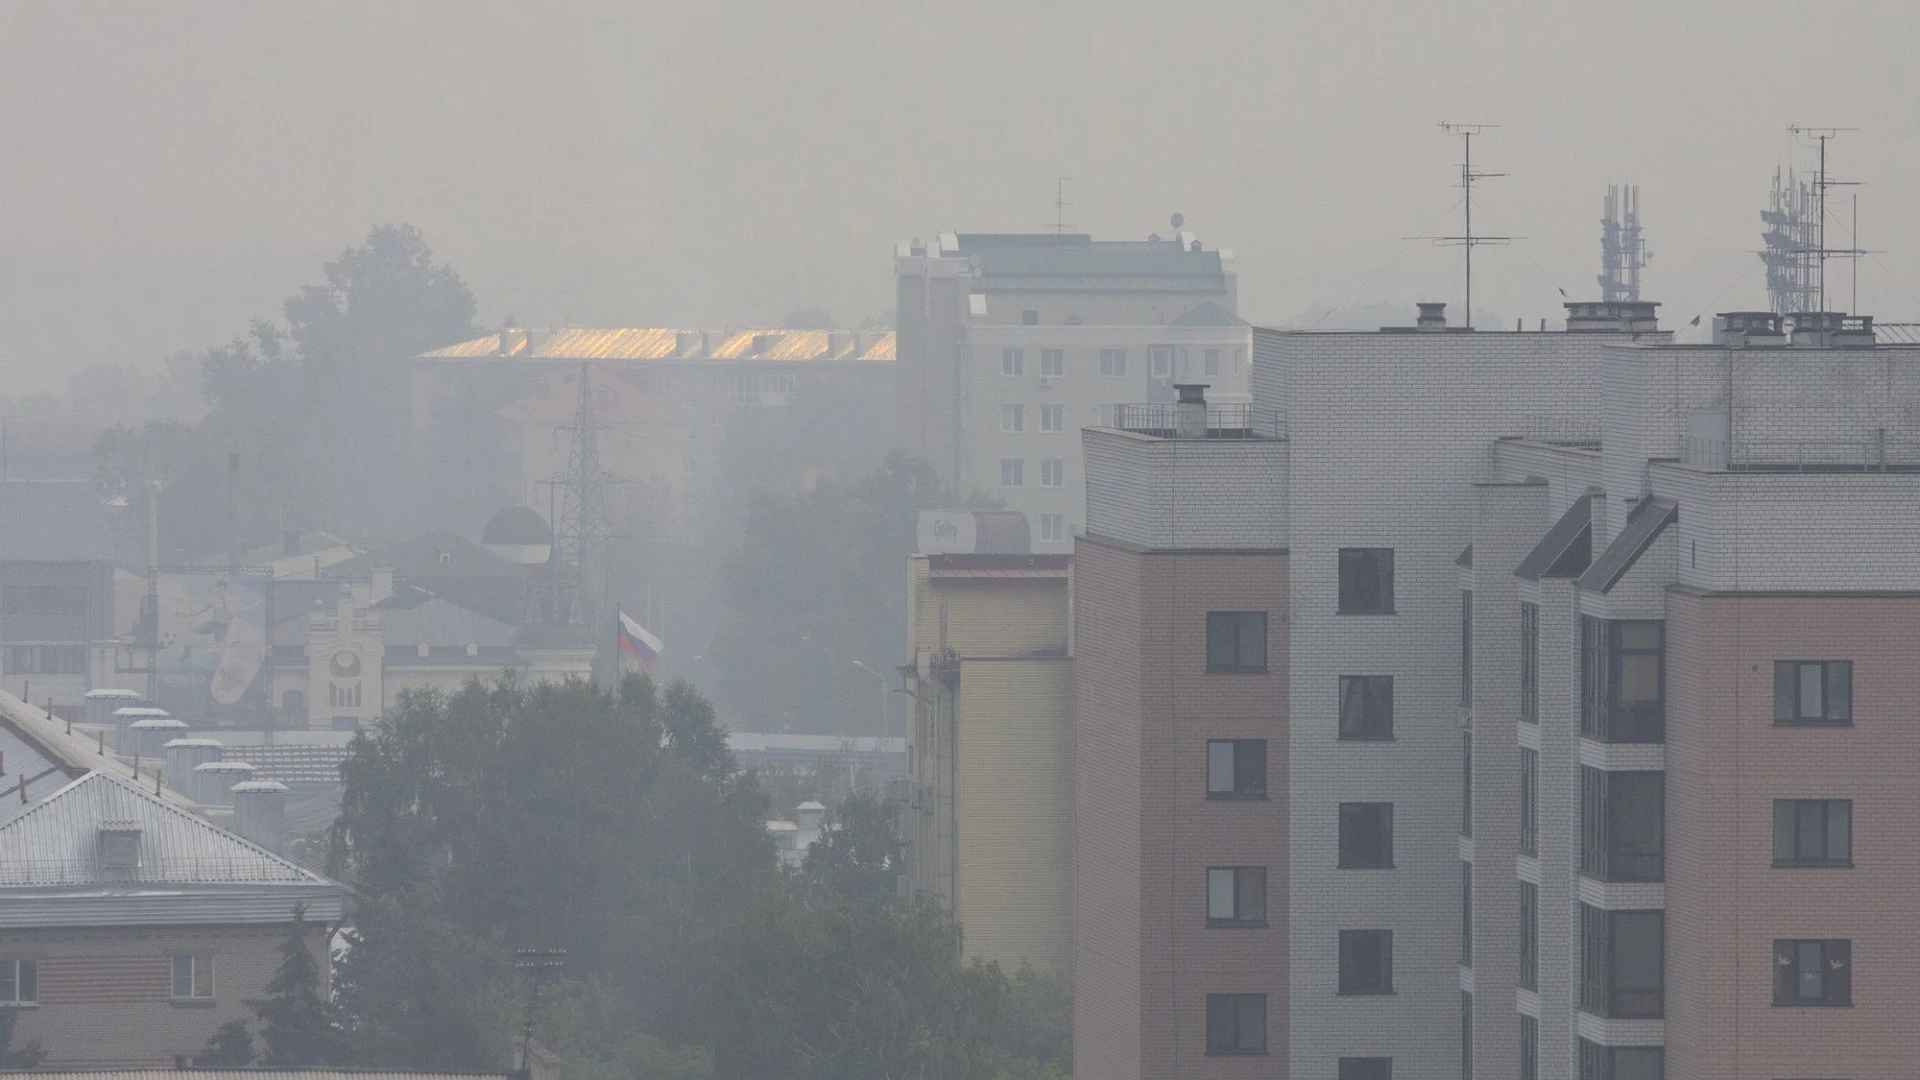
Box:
left=250, top=904, right=343, bottom=1064
left=198, top=1020, right=256, bottom=1066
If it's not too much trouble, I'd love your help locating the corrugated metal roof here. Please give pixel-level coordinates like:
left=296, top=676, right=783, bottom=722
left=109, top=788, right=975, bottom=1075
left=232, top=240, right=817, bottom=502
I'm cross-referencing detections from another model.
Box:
left=0, top=772, right=330, bottom=888
left=0, top=481, right=114, bottom=562
left=10, top=1071, right=510, bottom=1080
left=419, top=328, right=895, bottom=363
left=0, top=693, right=199, bottom=812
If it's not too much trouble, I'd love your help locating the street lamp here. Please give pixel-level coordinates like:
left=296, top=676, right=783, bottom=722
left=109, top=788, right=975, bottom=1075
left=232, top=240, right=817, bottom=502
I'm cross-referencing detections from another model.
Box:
left=851, top=660, right=890, bottom=744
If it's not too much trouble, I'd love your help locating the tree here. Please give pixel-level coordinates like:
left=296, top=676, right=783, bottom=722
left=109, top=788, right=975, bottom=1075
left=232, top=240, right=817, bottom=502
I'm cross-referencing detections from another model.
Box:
left=250, top=904, right=343, bottom=1065
left=332, top=888, right=516, bottom=1069
left=0, top=1008, right=45, bottom=1068
left=198, top=1020, right=256, bottom=1066
left=795, top=792, right=901, bottom=905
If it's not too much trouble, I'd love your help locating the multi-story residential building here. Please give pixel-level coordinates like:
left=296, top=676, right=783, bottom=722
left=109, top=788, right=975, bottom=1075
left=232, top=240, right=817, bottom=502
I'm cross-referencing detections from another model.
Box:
left=895, top=231, right=1251, bottom=547
left=1074, top=386, right=1289, bottom=1078
left=0, top=481, right=120, bottom=708
left=902, top=549, right=1074, bottom=972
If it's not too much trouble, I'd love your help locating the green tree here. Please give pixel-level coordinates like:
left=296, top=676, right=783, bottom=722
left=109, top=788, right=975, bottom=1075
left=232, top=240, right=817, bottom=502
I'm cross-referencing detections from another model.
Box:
left=198, top=1020, right=256, bottom=1066
left=333, top=888, right=516, bottom=1069
left=250, top=904, right=343, bottom=1064
left=794, top=792, right=901, bottom=905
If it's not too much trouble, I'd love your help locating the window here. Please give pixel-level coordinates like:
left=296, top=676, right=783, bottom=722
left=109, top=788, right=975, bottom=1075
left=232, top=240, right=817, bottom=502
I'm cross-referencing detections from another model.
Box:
left=1338, top=930, right=1393, bottom=995
left=1520, top=1016, right=1538, bottom=1080
left=437, top=549, right=452, bottom=566
left=1339, top=1059, right=1391, bottom=1080
left=1150, top=344, right=1173, bottom=378
left=1461, top=731, right=1473, bottom=837
left=172, top=953, right=214, bottom=1001
left=1581, top=618, right=1665, bottom=742
left=1579, top=906, right=1663, bottom=1018
left=1204, top=348, right=1222, bottom=376
left=1022, top=309, right=1039, bottom=325
left=1773, top=799, right=1852, bottom=867
left=1519, top=882, right=1538, bottom=990
left=5, top=646, right=87, bottom=675
left=1460, top=590, right=1473, bottom=706
left=1001, top=348, right=1025, bottom=376
left=1581, top=768, right=1664, bottom=882
left=1338, top=548, right=1394, bottom=614
left=1204, top=993, right=1266, bottom=1055
left=0, top=584, right=87, bottom=617
left=1462, top=991, right=1473, bottom=1080
left=1206, top=867, right=1267, bottom=927
left=1338, top=803, right=1393, bottom=868
left=1339, top=676, right=1392, bottom=740
left=1040, top=459, right=1064, bottom=487
left=1098, top=348, right=1127, bottom=376
left=1520, top=602, right=1539, bottom=723
left=1774, top=661, right=1852, bottom=725
left=1000, top=459, right=1024, bottom=487
left=1000, top=404, right=1024, bottom=432
left=1040, top=404, right=1064, bottom=432
left=1206, top=612, right=1267, bottom=673
left=1206, top=739, right=1266, bottom=799
left=1039, top=348, right=1064, bottom=377
left=1520, top=748, right=1539, bottom=856
left=1774, top=939, right=1850, bottom=1006
left=1461, top=863, right=1473, bottom=966
left=1038, top=514, right=1064, bottom=544
left=1578, top=1041, right=1664, bottom=1080
left=0, top=959, right=36, bottom=1004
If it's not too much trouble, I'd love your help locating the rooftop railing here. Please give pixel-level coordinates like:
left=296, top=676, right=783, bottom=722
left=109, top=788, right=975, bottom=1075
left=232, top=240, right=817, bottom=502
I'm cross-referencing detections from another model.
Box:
left=1105, top=403, right=1285, bottom=439
left=1684, top=432, right=1920, bottom=472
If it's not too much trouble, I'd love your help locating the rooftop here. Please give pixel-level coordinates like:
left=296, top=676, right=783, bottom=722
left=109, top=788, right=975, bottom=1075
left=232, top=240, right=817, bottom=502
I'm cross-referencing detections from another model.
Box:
left=419, top=326, right=894, bottom=363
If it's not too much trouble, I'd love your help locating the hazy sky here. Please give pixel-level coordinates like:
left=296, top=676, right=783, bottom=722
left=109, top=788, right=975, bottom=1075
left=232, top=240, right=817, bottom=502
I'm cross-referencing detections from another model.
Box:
left=3, top=0, right=1917, bottom=392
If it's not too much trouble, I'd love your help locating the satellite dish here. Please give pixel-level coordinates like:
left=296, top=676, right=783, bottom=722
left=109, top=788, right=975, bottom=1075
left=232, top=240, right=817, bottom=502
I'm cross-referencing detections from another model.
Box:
left=1171, top=212, right=1185, bottom=230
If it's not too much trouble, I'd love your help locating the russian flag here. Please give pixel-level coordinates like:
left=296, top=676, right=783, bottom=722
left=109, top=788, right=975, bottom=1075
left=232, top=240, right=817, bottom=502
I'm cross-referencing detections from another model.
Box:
left=617, top=610, right=663, bottom=670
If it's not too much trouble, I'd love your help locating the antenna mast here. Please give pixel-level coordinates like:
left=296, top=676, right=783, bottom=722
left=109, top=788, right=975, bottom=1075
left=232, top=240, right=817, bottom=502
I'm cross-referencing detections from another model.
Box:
left=1787, top=124, right=1860, bottom=313
left=1599, top=184, right=1650, bottom=302
left=1435, top=123, right=1510, bottom=329
left=1053, top=177, right=1074, bottom=242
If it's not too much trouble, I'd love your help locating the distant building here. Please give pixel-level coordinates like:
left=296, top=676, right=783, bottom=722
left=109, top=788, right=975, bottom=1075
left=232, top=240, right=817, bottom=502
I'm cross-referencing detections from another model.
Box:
left=767, top=800, right=828, bottom=869
left=0, top=771, right=345, bottom=1066
left=902, top=551, right=1073, bottom=973
left=0, top=481, right=119, bottom=707
left=894, top=231, right=1250, bottom=547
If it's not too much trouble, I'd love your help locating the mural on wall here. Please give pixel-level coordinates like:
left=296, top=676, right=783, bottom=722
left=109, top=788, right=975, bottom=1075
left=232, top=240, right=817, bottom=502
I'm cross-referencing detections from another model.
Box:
left=154, top=570, right=271, bottom=723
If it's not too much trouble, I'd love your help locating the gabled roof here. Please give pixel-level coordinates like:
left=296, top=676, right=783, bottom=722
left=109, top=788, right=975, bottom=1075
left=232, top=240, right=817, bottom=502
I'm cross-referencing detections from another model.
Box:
left=1515, top=494, right=1595, bottom=582
left=1171, top=301, right=1249, bottom=327
left=371, top=585, right=519, bottom=647
left=1579, top=497, right=1679, bottom=594
left=0, top=481, right=114, bottom=562
left=329, top=529, right=529, bottom=580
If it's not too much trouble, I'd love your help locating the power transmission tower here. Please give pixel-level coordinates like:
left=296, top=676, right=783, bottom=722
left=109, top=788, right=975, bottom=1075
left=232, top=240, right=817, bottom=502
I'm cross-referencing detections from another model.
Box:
left=540, top=364, right=627, bottom=654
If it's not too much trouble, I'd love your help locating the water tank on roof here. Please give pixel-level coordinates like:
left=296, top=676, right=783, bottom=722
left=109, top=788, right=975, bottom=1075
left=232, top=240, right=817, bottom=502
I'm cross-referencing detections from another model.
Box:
left=481, top=505, right=553, bottom=565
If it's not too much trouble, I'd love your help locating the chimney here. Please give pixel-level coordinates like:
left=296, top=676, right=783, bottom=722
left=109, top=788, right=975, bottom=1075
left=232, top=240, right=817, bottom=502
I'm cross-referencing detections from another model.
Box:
left=282, top=528, right=302, bottom=556
left=1713, top=311, right=1786, bottom=347
left=1565, top=300, right=1662, bottom=333
left=1174, top=383, right=1209, bottom=438
left=127, top=715, right=188, bottom=761
left=165, top=738, right=224, bottom=801
left=192, top=760, right=255, bottom=807
left=1415, top=302, right=1448, bottom=330
left=231, top=780, right=289, bottom=853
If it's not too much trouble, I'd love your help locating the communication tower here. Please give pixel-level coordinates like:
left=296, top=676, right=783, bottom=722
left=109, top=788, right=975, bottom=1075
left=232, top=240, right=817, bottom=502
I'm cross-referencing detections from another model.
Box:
left=1598, top=185, right=1650, bottom=302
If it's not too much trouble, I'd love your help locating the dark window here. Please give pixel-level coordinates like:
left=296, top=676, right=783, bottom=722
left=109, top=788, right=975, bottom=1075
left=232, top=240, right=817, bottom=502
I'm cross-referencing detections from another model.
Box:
left=1339, top=676, right=1393, bottom=740
left=1338, top=930, right=1393, bottom=995
left=1520, top=1015, right=1538, bottom=1080
left=1022, top=309, right=1040, bottom=325
left=1206, top=867, right=1267, bottom=927
left=1773, top=799, right=1852, bottom=867
left=172, top=953, right=214, bottom=1000
left=1461, top=863, right=1473, bottom=966
left=1520, top=602, right=1539, bottom=723
left=1581, top=768, right=1664, bottom=882
left=1578, top=1041, right=1664, bottom=1080
left=0, top=584, right=87, bottom=617
left=1338, top=548, right=1394, bottom=613
left=5, top=645, right=87, bottom=675
left=1461, top=590, right=1473, bottom=706
left=1774, top=661, right=1852, bottom=725
left=1204, top=993, right=1267, bottom=1055
left=1461, top=731, right=1473, bottom=837
left=0, top=958, right=36, bottom=1004
left=1519, top=882, right=1538, bottom=990
left=1339, top=1059, right=1391, bottom=1080
left=1338, top=802, right=1393, bottom=868
left=1461, top=991, right=1473, bottom=1080
left=1520, top=748, right=1539, bottom=856
left=1581, top=617, right=1665, bottom=742
left=1206, top=740, right=1267, bottom=799
left=1206, top=611, right=1267, bottom=672
left=1580, top=906, right=1663, bottom=1018
left=1774, top=939, right=1851, bottom=1006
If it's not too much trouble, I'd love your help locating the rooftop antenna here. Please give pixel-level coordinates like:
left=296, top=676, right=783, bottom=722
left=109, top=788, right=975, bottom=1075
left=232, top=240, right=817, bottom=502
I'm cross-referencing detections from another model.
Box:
left=1598, top=184, right=1651, bottom=302
left=1431, top=123, right=1510, bottom=329
left=1052, top=177, right=1075, bottom=242
left=1787, top=124, right=1860, bottom=313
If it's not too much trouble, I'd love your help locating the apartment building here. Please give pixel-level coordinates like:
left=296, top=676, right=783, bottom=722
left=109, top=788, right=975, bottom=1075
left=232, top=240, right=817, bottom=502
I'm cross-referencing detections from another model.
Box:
left=0, top=481, right=119, bottom=707
left=1074, top=387, right=1289, bottom=1079
left=895, top=232, right=1251, bottom=547
left=902, top=550, right=1074, bottom=972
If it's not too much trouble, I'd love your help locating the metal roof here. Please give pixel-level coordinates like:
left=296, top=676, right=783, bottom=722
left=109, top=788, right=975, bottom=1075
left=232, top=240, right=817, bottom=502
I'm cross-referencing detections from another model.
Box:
left=373, top=589, right=518, bottom=648
left=1579, top=497, right=1678, bottom=594
left=1515, top=495, right=1595, bottom=582
left=0, top=481, right=115, bottom=562
left=6, top=1070, right=510, bottom=1080
left=418, top=327, right=895, bottom=364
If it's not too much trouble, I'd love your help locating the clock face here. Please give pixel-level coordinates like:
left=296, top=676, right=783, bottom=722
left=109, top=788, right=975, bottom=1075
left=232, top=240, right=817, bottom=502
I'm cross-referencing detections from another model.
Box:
left=330, top=650, right=361, bottom=678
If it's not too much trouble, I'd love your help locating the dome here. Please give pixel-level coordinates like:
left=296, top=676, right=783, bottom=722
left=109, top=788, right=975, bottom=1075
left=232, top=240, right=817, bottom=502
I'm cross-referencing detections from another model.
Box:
left=482, top=506, right=552, bottom=546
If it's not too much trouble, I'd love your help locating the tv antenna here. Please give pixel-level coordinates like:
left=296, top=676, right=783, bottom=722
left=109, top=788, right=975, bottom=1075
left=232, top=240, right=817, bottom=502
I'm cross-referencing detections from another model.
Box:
left=1421, top=123, right=1511, bottom=329
left=1787, top=124, right=1861, bottom=313
left=1051, top=177, right=1075, bottom=241
left=1599, top=184, right=1651, bottom=302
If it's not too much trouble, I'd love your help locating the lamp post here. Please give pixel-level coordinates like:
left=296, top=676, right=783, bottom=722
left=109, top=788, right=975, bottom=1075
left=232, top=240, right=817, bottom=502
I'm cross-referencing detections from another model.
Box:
left=851, top=660, right=890, bottom=743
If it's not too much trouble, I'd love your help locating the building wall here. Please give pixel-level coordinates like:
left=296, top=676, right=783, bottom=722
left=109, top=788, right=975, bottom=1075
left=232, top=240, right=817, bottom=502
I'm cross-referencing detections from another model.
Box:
left=906, top=563, right=1070, bottom=667
left=1083, top=430, right=1287, bottom=552
left=1074, top=536, right=1288, bottom=1080
left=954, top=657, right=1074, bottom=972
left=1664, top=591, right=1920, bottom=1080
left=2, top=922, right=328, bottom=1066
